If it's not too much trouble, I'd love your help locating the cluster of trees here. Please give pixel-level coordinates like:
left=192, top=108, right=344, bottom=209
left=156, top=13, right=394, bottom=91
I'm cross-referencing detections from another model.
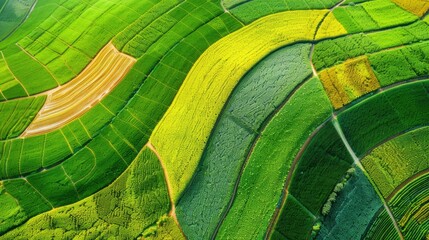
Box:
left=322, top=167, right=356, bottom=216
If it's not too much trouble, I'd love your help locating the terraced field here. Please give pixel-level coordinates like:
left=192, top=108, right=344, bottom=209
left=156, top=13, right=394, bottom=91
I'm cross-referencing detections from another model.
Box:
left=0, top=0, right=428, bottom=239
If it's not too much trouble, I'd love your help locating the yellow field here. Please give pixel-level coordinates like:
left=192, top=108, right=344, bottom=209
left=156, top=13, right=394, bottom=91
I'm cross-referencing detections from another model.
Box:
left=319, top=56, right=381, bottom=109
left=391, top=0, right=429, bottom=17
left=316, top=12, right=348, bottom=39
left=22, top=43, right=136, bottom=136
left=149, top=10, right=347, bottom=203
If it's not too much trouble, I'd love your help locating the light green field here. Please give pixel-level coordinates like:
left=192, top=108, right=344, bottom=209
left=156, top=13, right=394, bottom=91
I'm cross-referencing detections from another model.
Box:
left=1, top=147, right=172, bottom=239
left=362, top=126, right=429, bottom=197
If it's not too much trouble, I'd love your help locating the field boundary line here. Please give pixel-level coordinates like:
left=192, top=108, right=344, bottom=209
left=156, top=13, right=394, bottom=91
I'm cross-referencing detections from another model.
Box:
left=264, top=120, right=329, bottom=239
left=332, top=117, right=404, bottom=240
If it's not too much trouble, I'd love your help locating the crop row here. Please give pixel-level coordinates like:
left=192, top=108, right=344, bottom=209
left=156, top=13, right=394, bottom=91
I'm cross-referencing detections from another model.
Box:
left=378, top=172, right=429, bottom=239
left=319, top=56, right=380, bottom=109
left=114, top=0, right=224, bottom=59
left=390, top=173, right=429, bottom=222
left=273, top=79, right=429, bottom=239
left=364, top=208, right=401, bottom=240
left=217, top=78, right=333, bottom=239
left=0, top=1, right=240, bottom=179
left=0, top=51, right=29, bottom=100
left=0, top=0, right=36, bottom=41
left=0, top=0, right=156, bottom=101
left=0, top=64, right=144, bottom=180
left=271, top=121, right=354, bottom=239
left=22, top=43, right=136, bottom=136
left=369, top=41, right=429, bottom=86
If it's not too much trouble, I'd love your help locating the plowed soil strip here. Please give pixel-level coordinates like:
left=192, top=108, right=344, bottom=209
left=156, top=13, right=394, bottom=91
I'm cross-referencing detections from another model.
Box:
left=21, top=43, right=136, bottom=137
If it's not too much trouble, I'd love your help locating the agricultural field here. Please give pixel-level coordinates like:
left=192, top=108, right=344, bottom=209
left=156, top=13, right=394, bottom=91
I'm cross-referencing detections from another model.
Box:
left=0, top=0, right=37, bottom=41
left=0, top=0, right=429, bottom=239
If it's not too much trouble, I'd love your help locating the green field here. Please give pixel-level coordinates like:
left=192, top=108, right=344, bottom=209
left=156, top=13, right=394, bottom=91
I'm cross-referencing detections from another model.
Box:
left=176, top=43, right=313, bottom=239
left=0, top=0, right=429, bottom=239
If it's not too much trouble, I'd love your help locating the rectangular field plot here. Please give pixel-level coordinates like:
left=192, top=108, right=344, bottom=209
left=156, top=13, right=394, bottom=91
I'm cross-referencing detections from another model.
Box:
left=273, top=194, right=316, bottom=240
left=319, top=56, right=380, bottom=109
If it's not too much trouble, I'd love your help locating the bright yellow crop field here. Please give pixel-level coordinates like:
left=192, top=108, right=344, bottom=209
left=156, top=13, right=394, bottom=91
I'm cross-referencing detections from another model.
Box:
left=319, top=56, right=380, bottom=109
left=149, top=10, right=347, bottom=203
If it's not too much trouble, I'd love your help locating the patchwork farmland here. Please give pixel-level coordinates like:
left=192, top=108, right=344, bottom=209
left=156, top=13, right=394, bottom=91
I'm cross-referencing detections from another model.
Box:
left=0, top=0, right=428, bottom=239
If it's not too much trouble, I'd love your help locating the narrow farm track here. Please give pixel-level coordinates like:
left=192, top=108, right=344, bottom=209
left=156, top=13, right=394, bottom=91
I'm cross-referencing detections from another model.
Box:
left=309, top=44, right=318, bottom=78
left=21, top=43, right=136, bottom=137
left=3, top=76, right=423, bottom=183
left=205, top=7, right=424, bottom=239
left=146, top=142, right=187, bottom=239
left=333, top=118, right=405, bottom=240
